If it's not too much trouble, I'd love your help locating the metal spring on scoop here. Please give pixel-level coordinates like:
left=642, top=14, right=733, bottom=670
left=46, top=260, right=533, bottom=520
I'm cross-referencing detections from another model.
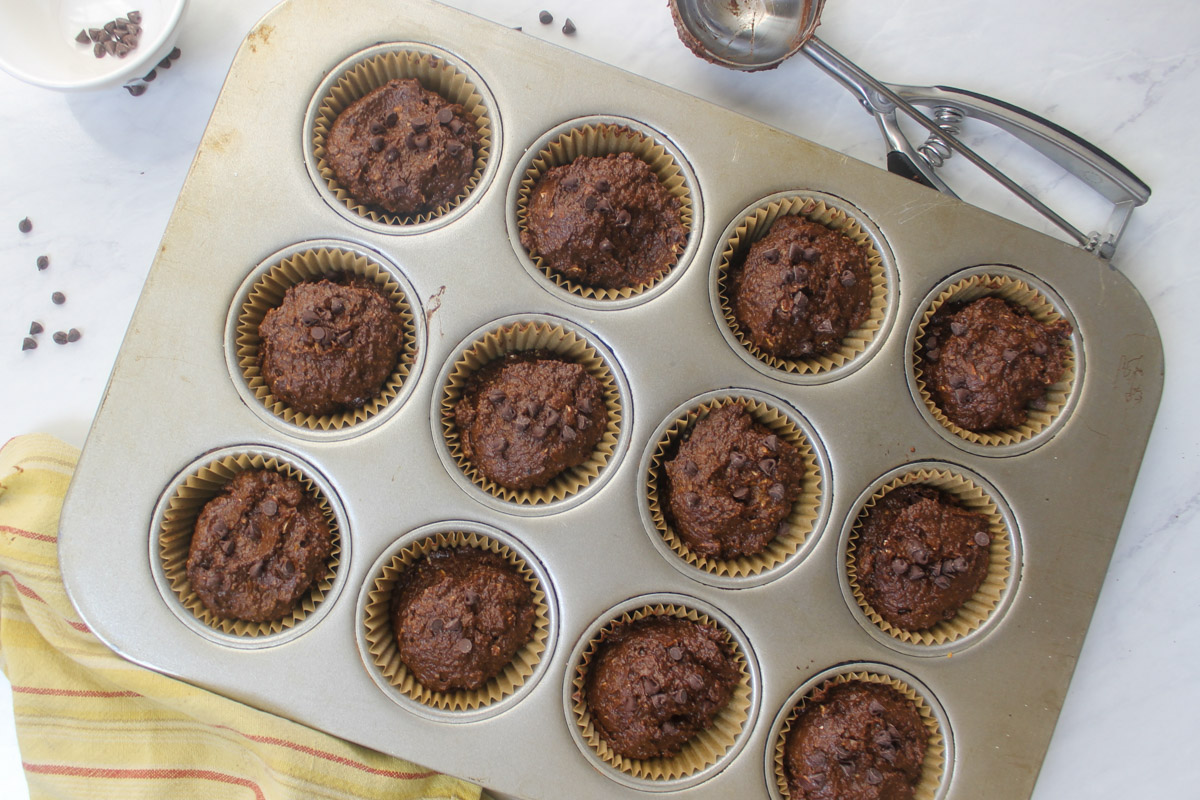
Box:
left=917, top=106, right=964, bottom=168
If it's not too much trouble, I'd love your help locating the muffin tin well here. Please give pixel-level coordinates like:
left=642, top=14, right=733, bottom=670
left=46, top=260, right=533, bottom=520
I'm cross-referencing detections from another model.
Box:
left=59, top=1, right=1162, bottom=799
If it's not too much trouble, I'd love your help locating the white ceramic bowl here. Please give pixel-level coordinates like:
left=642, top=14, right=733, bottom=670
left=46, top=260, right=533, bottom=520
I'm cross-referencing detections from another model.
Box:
left=0, top=0, right=188, bottom=91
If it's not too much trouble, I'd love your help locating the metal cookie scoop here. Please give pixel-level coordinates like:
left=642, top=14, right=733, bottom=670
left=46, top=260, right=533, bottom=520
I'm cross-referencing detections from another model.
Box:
left=668, top=0, right=1149, bottom=259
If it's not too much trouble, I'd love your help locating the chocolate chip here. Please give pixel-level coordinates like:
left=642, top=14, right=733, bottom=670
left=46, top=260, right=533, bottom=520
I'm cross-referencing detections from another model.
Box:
left=1003, top=348, right=1018, bottom=362
left=925, top=335, right=939, bottom=350
left=667, top=646, right=683, bottom=661
left=411, top=119, right=429, bottom=133
left=912, top=546, right=930, bottom=565
left=866, top=768, right=883, bottom=785
left=683, top=491, right=700, bottom=509
left=430, top=619, right=444, bottom=634
left=762, top=247, right=779, bottom=263
left=950, top=320, right=967, bottom=336
left=931, top=561, right=942, bottom=577
left=370, top=136, right=385, bottom=152
left=325, top=299, right=344, bottom=318
left=661, top=721, right=678, bottom=736
left=908, top=565, right=926, bottom=580
left=595, top=197, right=612, bottom=214
left=641, top=676, right=659, bottom=695
left=758, top=458, right=776, bottom=475
left=948, top=373, right=966, bottom=388
left=51, top=291, right=66, bottom=305
left=562, top=18, right=576, bottom=35
left=310, top=326, right=326, bottom=341
left=1033, top=340, right=1048, bottom=355
left=385, top=112, right=399, bottom=127
left=67, top=328, right=82, bottom=343
left=685, top=674, right=704, bottom=691
left=681, top=460, right=698, bottom=477
left=731, top=486, right=749, bottom=500
left=436, top=107, right=454, bottom=125
left=583, top=195, right=597, bottom=211
left=455, top=637, right=473, bottom=654
left=925, top=348, right=940, bottom=362
left=169, top=46, right=181, bottom=60
left=561, top=175, right=579, bottom=191
left=76, top=29, right=91, bottom=44
left=36, top=255, right=49, bottom=270
left=300, top=310, right=319, bottom=326
left=954, top=387, right=971, bottom=404
left=18, top=217, right=31, bottom=233
left=933, top=575, right=952, bottom=589
left=129, top=11, right=142, bottom=25
left=29, top=321, right=43, bottom=335
left=974, top=531, right=991, bottom=547
left=891, top=558, right=908, bottom=574
left=157, top=55, right=171, bottom=69
left=764, top=434, right=779, bottom=452
left=952, top=556, right=969, bottom=572
left=615, top=208, right=631, bottom=227
left=595, top=179, right=610, bottom=193
left=487, top=389, right=506, bottom=404
left=787, top=242, right=804, bottom=265
left=369, top=121, right=385, bottom=135
left=815, top=318, right=834, bottom=334
left=802, top=247, right=819, bottom=261
left=449, top=118, right=464, bottom=135
left=768, top=482, right=786, bottom=502
left=124, top=83, right=146, bottom=96
left=868, top=699, right=885, bottom=716
left=561, top=425, right=577, bottom=441
left=261, top=499, right=278, bottom=516
left=499, top=404, right=517, bottom=422
left=221, top=538, right=235, bottom=555
left=89, top=28, right=103, bottom=41
left=446, top=140, right=465, bottom=156
left=598, top=238, right=613, bottom=254
left=530, top=424, right=547, bottom=439
left=576, top=412, right=590, bottom=430
left=465, top=589, right=479, bottom=607
left=792, top=291, right=809, bottom=311
left=447, top=618, right=462, bottom=634
left=672, top=690, right=688, bottom=704
left=21, top=337, right=36, bottom=351
left=729, top=452, right=746, bottom=469
left=840, top=270, right=857, bottom=286
left=538, top=9, right=553, bottom=24
left=543, top=408, right=560, bottom=427
left=791, top=265, right=809, bottom=283
left=250, top=560, right=265, bottom=578
left=385, top=148, right=401, bottom=162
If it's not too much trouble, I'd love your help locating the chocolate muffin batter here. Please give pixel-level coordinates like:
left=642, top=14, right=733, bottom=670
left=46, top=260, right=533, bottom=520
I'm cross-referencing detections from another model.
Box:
left=258, top=277, right=406, bottom=418
left=187, top=469, right=333, bottom=623
left=784, top=680, right=928, bottom=800
left=855, top=485, right=992, bottom=631
left=732, top=215, right=871, bottom=358
left=585, top=615, right=740, bottom=760
left=455, top=351, right=608, bottom=490
left=521, top=151, right=687, bottom=290
left=921, top=295, right=1071, bottom=432
left=391, top=547, right=537, bottom=693
left=663, top=403, right=805, bottom=560
left=326, top=78, right=479, bottom=217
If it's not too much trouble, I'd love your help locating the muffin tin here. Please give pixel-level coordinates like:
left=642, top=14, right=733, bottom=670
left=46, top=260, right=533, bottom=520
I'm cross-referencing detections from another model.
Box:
left=57, top=1, right=1163, bottom=798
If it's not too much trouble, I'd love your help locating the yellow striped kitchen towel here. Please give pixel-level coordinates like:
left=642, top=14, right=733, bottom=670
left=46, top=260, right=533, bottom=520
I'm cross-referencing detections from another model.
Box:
left=0, top=434, right=482, bottom=800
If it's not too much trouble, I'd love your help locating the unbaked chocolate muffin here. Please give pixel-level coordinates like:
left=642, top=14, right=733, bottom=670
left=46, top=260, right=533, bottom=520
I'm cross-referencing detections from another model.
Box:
left=521, top=151, right=687, bottom=290
left=585, top=615, right=740, bottom=760
left=920, top=295, right=1071, bottom=432
left=663, top=403, right=805, bottom=560
left=784, top=680, right=928, bottom=800
left=732, top=215, right=871, bottom=358
left=187, top=469, right=334, bottom=623
left=855, top=485, right=992, bottom=631
left=454, top=351, right=608, bottom=490
left=258, top=277, right=406, bottom=418
left=391, top=546, right=537, bottom=693
left=326, top=78, right=479, bottom=217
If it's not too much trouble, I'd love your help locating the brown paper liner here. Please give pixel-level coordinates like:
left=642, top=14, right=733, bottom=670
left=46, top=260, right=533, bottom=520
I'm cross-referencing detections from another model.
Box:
left=158, top=453, right=341, bottom=637
left=571, top=603, right=752, bottom=781
left=717, top=195, right=888, bottom=374
left=439, top=320, right=622, bottom=506
left=646, top=396, right=822, bottom=578
left=516, top=122, right=694, bottom=301
left=234, top=247, right=417, bottom=431
left=311, top=47, right=493, bottom=226
left=845, top=468, right=1011, bottom=646
left=773, top=670, right=946, bottom=800
left=362, top=530, right=550, bottom=711
left=912, top=273, right=1076, bottom=447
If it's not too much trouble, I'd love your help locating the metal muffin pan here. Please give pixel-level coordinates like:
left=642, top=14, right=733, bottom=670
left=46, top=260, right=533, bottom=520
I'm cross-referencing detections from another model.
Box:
left=58, top=1, right=1163, bottom=799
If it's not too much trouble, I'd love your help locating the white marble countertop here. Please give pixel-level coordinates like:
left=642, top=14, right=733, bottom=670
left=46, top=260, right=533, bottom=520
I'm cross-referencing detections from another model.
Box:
left=1, top=1, right=1196, bottom=798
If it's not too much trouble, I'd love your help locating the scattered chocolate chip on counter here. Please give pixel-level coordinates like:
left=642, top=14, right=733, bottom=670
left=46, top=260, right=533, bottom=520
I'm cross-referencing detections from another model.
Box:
left=68, top=328, right=83, bottom=343
left=562, top=18, right=577, bottom=35
left=30, top=322, right=43, bottom=335
left=125, top=84, right=146, bottom=97
left=539, top=10, right=553, bottom=24
left=36, top=255, right=49, bottom=270
left=52, top=331, right=69, bottom=345
left=22, top=337, right=37, bottom=351
left=18, top=217, right=32, bottom=233
left=51, top=291, right=66, bottom=305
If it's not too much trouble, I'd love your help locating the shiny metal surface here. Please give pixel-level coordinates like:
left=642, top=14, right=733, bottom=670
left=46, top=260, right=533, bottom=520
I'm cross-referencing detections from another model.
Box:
left=58, top=1, right=1163, bottom=798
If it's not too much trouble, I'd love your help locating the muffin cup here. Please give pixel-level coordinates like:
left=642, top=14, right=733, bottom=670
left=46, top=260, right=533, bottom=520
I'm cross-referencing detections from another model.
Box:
left=570, top=601, right=753, bottom=783
left=438, top=317, right=624, bottom=508
left=716, top=193, right=890, bottom=376
left=844, top=466, right=1013, bottom=648
left=309, top=44, right=494, bottom=227
left=911, top=271, right=1077, bottom=449
left=515, top=119, right=695, bottom=302
left=156, top=449, right=342, bottom=639
left=361, top=528, right=551, bottom=713
left=645, top=393, right=824, bottom=580
left=233, top=244, right=418, bottom=433
left=771, top=667, right=948, bottom=800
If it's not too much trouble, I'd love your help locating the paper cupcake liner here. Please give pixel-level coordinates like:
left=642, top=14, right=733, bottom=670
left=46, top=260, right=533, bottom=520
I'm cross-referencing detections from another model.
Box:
left=912, top=273, right=1076, bottom=447
left=716, top=195, right=888, bottom=374
left=773, top=670, right=946, bottom=800
left=845, top=468, right=1011, bottom=646
left=571, top=603, right=752, bottom=782
left=234, top=246, right=417, bottom=431
left=439, top=319, right=623, bottom=506
left=516, top=122, right=694, bottom=301
left=362, top=529, right=550, bottom=711
left=311, top=46, right=493, bottom=226
left=158, top=453, right=341, bottom=637
left=645, top=395, right=822, bottom=578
